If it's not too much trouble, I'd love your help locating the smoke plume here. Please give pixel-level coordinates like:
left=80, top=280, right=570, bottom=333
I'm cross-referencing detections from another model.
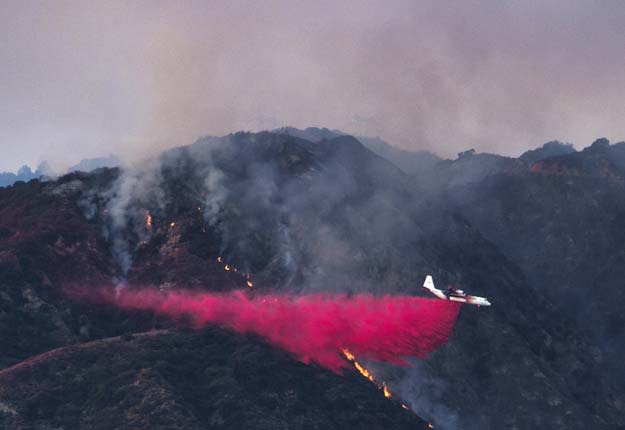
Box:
left=4, top=1, right=625, bottom=171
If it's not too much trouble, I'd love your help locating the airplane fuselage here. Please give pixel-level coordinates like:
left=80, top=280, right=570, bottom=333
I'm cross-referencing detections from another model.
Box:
left=423, top=275, right=491, bottom=307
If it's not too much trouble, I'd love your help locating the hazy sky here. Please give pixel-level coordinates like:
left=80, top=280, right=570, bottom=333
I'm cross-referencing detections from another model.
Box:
left=2, top=0, right=625, bottom=171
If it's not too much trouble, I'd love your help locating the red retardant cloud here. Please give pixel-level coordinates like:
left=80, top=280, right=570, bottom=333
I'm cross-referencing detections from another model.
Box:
left=80, top=288, right=461, bottom=371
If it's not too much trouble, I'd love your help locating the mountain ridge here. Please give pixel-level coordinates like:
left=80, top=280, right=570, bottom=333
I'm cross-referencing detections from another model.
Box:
left=0, top=130, right=623, bottom=429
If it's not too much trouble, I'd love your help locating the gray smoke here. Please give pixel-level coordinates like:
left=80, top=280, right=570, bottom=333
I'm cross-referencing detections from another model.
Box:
left=3, top=1, right=625, bottom=171
left=396, top=361, right=462, bottom=430
left=85, top=131, right=482, bottom=428
left=103, top=158, right=165, bottom=280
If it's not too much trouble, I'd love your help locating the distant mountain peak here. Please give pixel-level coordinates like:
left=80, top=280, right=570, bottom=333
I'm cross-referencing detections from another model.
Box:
left=520, top=140, right=576, bottom=165
left=272, top=126, right=441, bottom=176
left=586, top=137, right=610, bottom=153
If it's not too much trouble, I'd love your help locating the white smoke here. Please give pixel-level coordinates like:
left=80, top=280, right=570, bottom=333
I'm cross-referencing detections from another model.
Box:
left=397, top=361, right=463, bottom=430
left=104, top=157, right=165, bottom=280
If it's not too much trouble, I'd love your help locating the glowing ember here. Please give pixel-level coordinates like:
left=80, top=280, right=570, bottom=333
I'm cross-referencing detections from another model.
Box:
left=215, top=257, right=255, bottom=289
left=383, top=384, right=392, bottom=398
left=145, top=212, right=152, bottom=229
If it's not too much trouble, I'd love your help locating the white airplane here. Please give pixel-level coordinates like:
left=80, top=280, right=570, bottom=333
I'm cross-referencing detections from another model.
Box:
left=423, top=275, right=491, bottom=307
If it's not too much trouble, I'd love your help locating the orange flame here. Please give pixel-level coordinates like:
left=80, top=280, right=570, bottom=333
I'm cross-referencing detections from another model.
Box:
left=145, top=212, right=152, bottom=229
left=341, top=349, right=405, bottom=405
left=342, top=348, right=355, bottom=361
left=383, top=384, right=392, bottom=398
left=342, top=348, right=391, bottom=392
left=246, top=280, right=253, bottom=288
left=353, top=360, right=375, bottom=382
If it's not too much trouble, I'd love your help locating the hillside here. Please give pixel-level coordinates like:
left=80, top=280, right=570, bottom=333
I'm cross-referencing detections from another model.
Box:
left=0, top=132, right=623, bottom=429
left=0, top=329, right=424, bottom=430
left=446, top=139, right=625, bottom=386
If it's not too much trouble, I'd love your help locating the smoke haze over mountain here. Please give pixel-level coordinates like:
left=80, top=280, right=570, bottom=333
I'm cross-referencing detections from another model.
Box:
left=2, top=0, right=625, bottom=171
left=2, top=128, right=625, bottom=429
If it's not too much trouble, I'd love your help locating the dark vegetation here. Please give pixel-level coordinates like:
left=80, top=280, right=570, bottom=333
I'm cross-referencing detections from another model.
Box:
left=519, top=140, right=576, bottom=165
left=0, top=329, right=424, bottom=430
left=0, top=131, right=624, bottom=429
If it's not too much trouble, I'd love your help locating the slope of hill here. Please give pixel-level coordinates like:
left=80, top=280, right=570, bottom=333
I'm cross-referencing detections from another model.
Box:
left=0, top=328, right=424, bottom=430
left=274, top=127, right=441, bottom=176
left=419, top=151, right=527, bottom=192
left=446, top=139, right=625, bottom=386
left=0, top=132, right=623, bottom=429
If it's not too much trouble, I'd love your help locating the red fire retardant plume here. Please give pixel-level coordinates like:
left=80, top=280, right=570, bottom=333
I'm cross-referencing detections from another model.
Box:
left=85, top=288, right=461, bottom=371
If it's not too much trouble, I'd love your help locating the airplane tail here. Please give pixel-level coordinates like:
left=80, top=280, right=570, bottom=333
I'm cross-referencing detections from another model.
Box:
left=423, top=275, right=448, bottom=300
left=423, top=275, right=435, bottom=291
